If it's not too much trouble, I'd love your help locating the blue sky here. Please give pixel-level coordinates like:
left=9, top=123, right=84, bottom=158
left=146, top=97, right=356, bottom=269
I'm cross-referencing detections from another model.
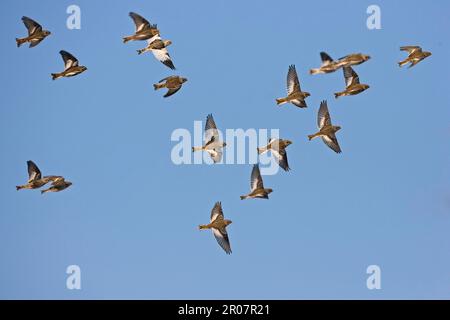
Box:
left=0, top=0, right=449, bottom=299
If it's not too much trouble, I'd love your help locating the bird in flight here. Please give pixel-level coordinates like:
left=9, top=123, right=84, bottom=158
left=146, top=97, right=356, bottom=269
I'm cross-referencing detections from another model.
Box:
left=398, top=46, right=431, bottom=68
left=199, top=202, right=232, bottom=255
left=192, top=114, right=226, bottom=163
left=310, top=52, right=341, bottom=75
left=51, top=50, right=87, bottom=80
left=138, top=35, right=175, bottom=70
left=334, top=66, right=369, bottom=98
left=308, top=100, right=342, bottom=153
left=240, top=164, right=273, bottom=200
left=335, top=53, right=371, bottom=68
left=153, top=75, right=187, bottom=98
left=41, top=177, right=72, bottom=195
left=16, top=16, right=51, bottom=48
left=257, top=138, right=292, bottom=172
left=123, top=12, right=160, bottom=43
left=16, top=160, right=62, bottom=191
left=276, top=65, right=310, bottom=108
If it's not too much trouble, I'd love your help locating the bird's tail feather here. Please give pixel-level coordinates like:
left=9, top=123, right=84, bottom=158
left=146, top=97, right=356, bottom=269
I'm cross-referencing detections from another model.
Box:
left=309, top=68, right=320, bottom=75
left=137, top=48, right=145, bottom=55
left=257, top=147, right=267, bottom=154
left=198, top=225, right=209, bottom=230
left=276, top=98, right=286, bottom=105
left=153, top=83, right=164, bottom=90
left=16, top=185, right=23, bottom=191
left=334, top=92, right=341, bottom=99
left=51, top=73, right=60, bottom=80
left=122, top=36, right=131, bottom=43
left=16, top=38, right=25, bottom=47
left=192, top=146, right=203, bottom=152
left=398, top=60, right=408, bottom=67
left=308, top=134, right=315, bottom=141
left=240, top=195, right=248, bottom=200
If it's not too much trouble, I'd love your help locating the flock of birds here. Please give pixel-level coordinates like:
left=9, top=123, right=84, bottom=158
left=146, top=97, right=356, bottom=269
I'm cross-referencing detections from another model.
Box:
left=14, top=12, right=432, bottom=255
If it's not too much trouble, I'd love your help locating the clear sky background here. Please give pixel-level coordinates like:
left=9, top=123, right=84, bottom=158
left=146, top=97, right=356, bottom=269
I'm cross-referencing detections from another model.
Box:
left=0, top=0, right=449, bottom=299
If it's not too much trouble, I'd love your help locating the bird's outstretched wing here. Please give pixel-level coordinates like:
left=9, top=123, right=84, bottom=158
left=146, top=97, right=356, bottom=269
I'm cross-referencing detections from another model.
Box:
left=318, top=100, right=332, bottom=129
left=163, top=86, right=181, bottom=98
left=400, top=46, right=422, bottom=54
left=271, top=147, right=290, bottom=171
left=320, top=51, right=334, bottom=66
left=59, top=50, right=79, bottom=70
left=152, top=48, right=175, bottom=70
left=212, top=227, right=232, bottom=254
left=322, top=134, right=342, bottom=154
left=343, top=66, right=360, bottom=88
left=27, top=160, right=41, bottom=182
left=129, top=12, right=155, bottom=32
left=286, top=64, right=301, bottom=94
left=22, top=16, right=42, bottom=35
left=210, top=201, right=223, bottom=222
left=250, top=164, right=264, bottom=191
left=204, top=114, right=219, bottom=145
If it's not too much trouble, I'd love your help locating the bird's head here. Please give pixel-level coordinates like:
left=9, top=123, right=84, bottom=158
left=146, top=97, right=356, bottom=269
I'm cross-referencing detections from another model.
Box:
left=222, top=141, right=227, bottom=147
left=81, top=66, right=88, bottom=72
left=66, top=181, right=73, bottom=187
left=284, top=140, right=293, bottom=146
left=362, top=54, right=371, bottom=61
left=334, top=126, right=342, bottom=132
left=224, top=219, right=232, bottom=226
left=44, top=30, right=51, bottom=36
left=362, top=84, right=370, bottom=90
left=266, top=188, right=273, bottom=194
left=424, top=51, right=432, bottom=58
left=181, top=77, right=188, bottom=83
left=304, top=92, right=311, bottom=97
left=164, top=40, right=173, bottom=46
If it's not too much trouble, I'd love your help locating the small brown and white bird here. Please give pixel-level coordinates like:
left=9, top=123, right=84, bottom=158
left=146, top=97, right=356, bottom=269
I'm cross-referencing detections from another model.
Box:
left=153, top=76, right=187, bottom=98
left=16, top=160, right=62, bottom=191
left=51, top=50, right=87, bottom=80
left=257, top=138, right=292, bottom=171
left=123, top=12, right=160, bottom=43
left=276, top=65, right=310, bottom=108
left=334, top=66, right=369, bottom=98
left=335, top=53, right=371, bottom=68
left=192, top=114, right=226, bottom=163
left=240, top=164, right=273, bottom=200
left=16, top=16, right=51, bottom=48
left=199, top=202, right=232, bottom=255
left=41, top=177, right=72, bottom=194
left=398, top=46, right=431, bottom=68
left=138, top=35, right=175, bottom=69
left=310, top=52, right=341, bottom=75
left=308, top=100, right=342, bottom=154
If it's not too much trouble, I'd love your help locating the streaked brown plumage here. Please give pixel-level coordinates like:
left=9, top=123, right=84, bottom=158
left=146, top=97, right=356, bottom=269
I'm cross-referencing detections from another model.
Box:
left=192, top=114, right=226, bottom=163
left=308, top=100, right=342, bottom=153
left=16, top=160, right=62, bottom=191
left=276, top=65, right=310, bottom=108
left=335, top=53, right=371, bottom=68
left=240, top=164, right=273, bottom=200
left=334, top=66, right=369, bottom=98
left=41, top=177, right=72, bottom=194
left=398, top=46, right=431, bottom=68
left=51, top=50, right=87, bottom=80
left=199, top=202, right=232, bottom=255
left=16, top=16, right=51, bottom=48
left=310, top=52, right=341, bottom=75
left=153, top=76, right=187, bottom=98
left=123, top=12, right=160, bottom=43
left=257, top=138, right=292, bottom=171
